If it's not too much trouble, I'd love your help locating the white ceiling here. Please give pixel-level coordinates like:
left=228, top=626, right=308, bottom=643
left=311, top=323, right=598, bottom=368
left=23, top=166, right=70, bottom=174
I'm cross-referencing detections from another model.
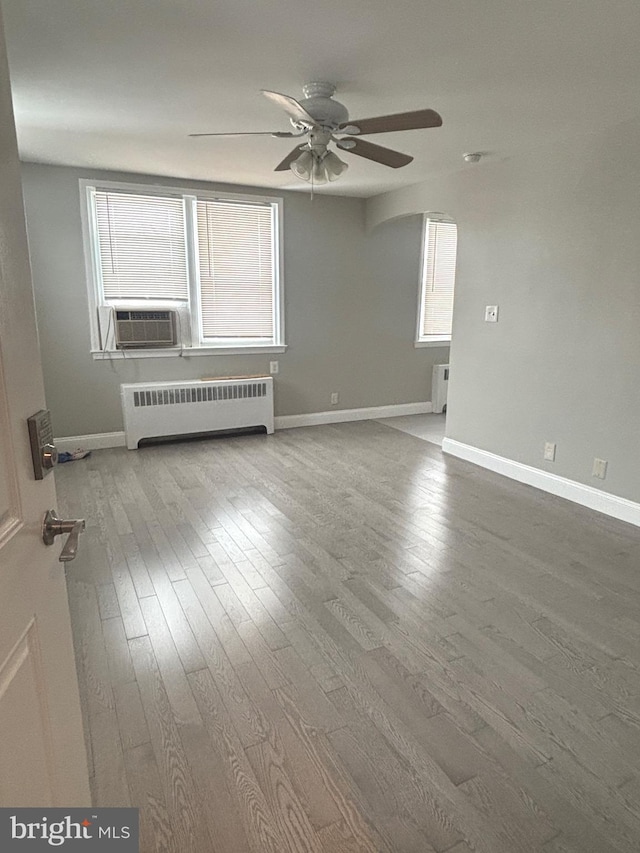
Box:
left=3, top=0, right=640, bottom=198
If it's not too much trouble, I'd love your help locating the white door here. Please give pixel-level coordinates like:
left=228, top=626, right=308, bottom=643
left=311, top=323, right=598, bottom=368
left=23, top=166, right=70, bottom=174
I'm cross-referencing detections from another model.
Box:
left=0, top=13, right=90, bottom=807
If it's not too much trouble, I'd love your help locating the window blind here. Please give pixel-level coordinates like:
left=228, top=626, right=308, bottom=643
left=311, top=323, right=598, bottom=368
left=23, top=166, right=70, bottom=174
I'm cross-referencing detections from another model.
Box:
left=421, top=219, right=457, bottom=337
left=196, top=200, right=275, bottom=340
left=94, top=190, right=189, bottom=301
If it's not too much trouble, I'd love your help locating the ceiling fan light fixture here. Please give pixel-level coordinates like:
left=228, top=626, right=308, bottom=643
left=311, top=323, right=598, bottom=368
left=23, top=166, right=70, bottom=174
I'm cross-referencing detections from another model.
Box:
left=311, top=159, right=328, bottom=185
left=290, top=149, right=313, bottom=180
left=290, top=148, right=346, bottom=184
left=323, top=151, right=348, bottom=181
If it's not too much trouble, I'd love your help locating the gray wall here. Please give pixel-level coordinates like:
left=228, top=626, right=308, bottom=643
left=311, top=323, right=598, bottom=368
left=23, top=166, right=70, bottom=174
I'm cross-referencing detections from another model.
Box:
left=21, top=163, right=448, bottom=436
left=367, top=118, right=640, bottom=504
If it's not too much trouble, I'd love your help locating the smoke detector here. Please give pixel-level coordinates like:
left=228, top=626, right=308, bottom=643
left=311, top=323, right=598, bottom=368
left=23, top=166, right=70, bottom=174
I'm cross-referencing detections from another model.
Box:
left=463, top=152, right=482, bottom=163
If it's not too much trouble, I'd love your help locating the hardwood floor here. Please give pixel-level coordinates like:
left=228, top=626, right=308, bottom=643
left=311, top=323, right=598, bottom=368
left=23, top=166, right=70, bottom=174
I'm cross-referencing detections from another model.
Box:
left=377, top=412, right=446, bottom=446
left=57, top=420, right=640, bottom=852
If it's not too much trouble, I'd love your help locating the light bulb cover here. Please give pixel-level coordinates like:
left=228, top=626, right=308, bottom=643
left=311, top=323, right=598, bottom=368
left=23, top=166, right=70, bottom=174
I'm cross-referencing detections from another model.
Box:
left=323, top=151, right=348, bottom=181
left=290, top=147, right=348, bottom=184
left=290, top=149, right=313, bottom=180
left=311, top=159, right=328, bottom=185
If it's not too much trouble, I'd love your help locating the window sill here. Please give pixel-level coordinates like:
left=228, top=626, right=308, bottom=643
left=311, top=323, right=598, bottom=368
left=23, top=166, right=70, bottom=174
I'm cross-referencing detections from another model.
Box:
left=415, top=338, right=451, bottom=348
left=91, top=344, right=287, bottom=360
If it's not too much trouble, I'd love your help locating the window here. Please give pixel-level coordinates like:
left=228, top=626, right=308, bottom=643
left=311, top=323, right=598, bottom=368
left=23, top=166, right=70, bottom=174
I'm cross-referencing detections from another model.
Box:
left=416, top=216, right=457, bottom=346
left=196, top=199, right=275, bottom=341
left=82, top=181, right=284, bottom=356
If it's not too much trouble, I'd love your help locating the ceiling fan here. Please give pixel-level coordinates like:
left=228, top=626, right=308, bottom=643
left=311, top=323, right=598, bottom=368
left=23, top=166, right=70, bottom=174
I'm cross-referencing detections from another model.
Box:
left=190, top=82, right=442, bottom=185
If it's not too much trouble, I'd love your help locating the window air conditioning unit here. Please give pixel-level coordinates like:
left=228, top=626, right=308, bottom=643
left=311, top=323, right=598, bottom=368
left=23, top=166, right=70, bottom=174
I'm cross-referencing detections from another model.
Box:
left=114, top=309, right=177, bottom=349
left=432, top=363, right=449, bottom=413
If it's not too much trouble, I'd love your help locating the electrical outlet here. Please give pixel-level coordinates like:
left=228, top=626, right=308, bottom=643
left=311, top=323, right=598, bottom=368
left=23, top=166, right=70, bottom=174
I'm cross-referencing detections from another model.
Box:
left=330, top=392, right=339, bottom=405
left=592, top=458, right=608, bottom=480
left=485, top=305, right=499, bottom=323
left=269, top=360, right=279, bottom=374
left=543, top=442, right=556, bottom=462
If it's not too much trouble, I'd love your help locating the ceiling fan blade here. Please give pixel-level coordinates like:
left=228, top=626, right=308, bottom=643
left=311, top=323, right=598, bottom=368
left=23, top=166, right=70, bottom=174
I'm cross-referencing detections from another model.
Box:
left=337, top=138, right=413, bottom=168
left=261, top=90, right=317, bottom=126
left=340, top=109, right=442, bottom=136
left=274, top=145, right=306, bottom=172
left=189, top=130, right=296, bottom=138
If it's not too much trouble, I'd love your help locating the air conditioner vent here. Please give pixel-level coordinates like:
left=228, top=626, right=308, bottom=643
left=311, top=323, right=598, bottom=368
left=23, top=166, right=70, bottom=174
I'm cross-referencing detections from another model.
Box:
left=115, top=309, right=177, bottom=349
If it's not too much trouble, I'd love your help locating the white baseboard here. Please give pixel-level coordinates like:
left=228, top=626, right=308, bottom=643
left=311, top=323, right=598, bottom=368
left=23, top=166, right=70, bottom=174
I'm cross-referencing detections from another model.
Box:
left=443, top=437, right=640, bottom=528
left=55, top=432, right=126, bottom=452
left=55, top=403, right=433, bottom=452
left=275, top=401, right=432, bottom=430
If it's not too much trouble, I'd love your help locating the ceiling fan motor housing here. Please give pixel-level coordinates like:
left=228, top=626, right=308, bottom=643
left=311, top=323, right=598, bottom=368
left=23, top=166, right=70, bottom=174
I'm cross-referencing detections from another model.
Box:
left=294, top=81, right=349, bottom=130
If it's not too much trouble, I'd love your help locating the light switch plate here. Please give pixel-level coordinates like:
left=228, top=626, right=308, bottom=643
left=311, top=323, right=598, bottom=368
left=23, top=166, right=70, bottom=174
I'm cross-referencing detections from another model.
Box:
left=485, top=305, right=499, bottom=322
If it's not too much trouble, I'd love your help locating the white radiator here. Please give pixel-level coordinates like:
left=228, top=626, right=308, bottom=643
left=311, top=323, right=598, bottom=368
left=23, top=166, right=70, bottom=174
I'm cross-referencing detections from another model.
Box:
left=432, top=364, right=449, bottom=414
left=121, top=378, right=274, bottom=449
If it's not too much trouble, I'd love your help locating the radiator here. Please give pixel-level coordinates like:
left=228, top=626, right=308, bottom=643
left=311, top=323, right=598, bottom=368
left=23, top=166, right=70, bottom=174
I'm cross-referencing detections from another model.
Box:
left=121, top=378, right=274, bottom=449
left=432, top=364, right=449, bottom=414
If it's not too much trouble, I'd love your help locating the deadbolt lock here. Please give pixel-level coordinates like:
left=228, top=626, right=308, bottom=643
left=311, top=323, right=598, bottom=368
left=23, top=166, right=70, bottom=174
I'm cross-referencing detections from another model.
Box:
left=27, top=410, right=57, bottom=479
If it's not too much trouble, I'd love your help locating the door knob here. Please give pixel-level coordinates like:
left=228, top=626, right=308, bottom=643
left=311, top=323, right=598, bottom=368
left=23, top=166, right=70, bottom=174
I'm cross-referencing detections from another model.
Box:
left=42, top=510, right=86, bottom=562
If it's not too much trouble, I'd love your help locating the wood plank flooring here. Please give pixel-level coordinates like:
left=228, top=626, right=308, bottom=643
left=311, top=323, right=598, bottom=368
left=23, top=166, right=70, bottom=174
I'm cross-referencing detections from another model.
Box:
left=57, top=420, right=640, bottom=852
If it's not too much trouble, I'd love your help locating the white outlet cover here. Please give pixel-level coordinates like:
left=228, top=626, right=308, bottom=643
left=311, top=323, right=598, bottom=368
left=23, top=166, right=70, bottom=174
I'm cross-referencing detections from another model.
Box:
left=269, top=360, right=279, bottom=374
left=485, top=305, right=499, bottom=322
left=592, top=458, right=608, bottom=479
left=543, top=442, right=556, bottom=461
